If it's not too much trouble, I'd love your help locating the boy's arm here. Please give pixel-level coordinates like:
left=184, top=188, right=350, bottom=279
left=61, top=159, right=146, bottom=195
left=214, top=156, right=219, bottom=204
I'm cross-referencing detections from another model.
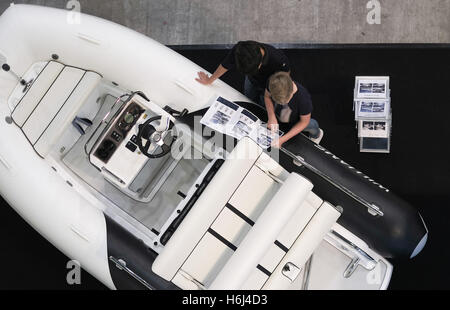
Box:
left=196, top=64, right=228, bottom=85
left=264, top=89, right=278, bottom=129
left=276, top=114, right=311, bottom=146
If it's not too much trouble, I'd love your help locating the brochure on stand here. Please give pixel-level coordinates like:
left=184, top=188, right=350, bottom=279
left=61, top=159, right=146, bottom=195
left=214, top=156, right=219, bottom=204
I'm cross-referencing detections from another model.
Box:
left=355, top=99, right=390, bottom=119
left=358, top=120, right=390, bottom=138
left=200, top=96, right=283, bottom=149
left=355, top=76, right=390, bottom=99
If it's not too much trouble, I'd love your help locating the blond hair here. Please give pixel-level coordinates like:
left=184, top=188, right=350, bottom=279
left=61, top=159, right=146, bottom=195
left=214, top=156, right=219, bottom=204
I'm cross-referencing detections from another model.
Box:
left=268, top=72, right=293, bottom=104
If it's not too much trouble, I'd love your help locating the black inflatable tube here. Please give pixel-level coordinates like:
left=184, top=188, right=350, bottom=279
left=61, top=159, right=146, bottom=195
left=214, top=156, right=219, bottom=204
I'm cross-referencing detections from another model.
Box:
left=105, top=215, right=179, bottom=290
left=280, top=135, right=427, bottom=259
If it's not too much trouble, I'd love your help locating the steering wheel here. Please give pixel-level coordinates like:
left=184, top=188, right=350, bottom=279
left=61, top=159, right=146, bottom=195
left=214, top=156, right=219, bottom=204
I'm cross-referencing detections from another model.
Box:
left=136, top=115, right=176, bottom=159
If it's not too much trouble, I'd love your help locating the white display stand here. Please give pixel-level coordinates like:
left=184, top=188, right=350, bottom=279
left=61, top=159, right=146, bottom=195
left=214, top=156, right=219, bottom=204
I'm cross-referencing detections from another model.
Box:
left=354, top=76, right=392, bottom=153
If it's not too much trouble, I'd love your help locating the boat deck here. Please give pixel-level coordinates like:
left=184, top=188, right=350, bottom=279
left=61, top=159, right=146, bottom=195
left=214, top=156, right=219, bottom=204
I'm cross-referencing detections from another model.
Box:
left=62, top=94, right=209, bottom=236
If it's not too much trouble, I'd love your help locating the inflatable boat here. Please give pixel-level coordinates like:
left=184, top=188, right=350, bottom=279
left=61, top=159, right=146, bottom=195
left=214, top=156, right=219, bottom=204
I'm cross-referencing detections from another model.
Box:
left=0, top=5, right=427, bottom=290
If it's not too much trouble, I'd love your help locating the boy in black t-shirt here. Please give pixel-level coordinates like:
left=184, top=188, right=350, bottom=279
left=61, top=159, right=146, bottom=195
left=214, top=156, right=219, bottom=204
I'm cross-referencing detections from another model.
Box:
left=196, top=41, right=290, bottom=104
left=265, top=72, right=324, bottom=147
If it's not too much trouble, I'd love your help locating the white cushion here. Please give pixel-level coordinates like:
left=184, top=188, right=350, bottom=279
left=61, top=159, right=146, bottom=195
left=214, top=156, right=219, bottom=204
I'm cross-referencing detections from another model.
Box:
left=12, top=61, right=64, bottom=126
left=210, top=207, right=251, bottom=248
left=181, top=232, right=234, bottom=288
left=10, top=61, right=101, bottom=157
left=23, top=66, right=85, bottom=144
left=228, top=166, right=280, bottom=222
left=152, top=138, right=263, bottom=281
left=259, top=244, right=286, bottom=273
left=263, top=202, right=341, bottom=290
left=209, top=172, right=313, bottom=290
left=34, top=71, right=101, bottom=156
left=241, top=269, right=269, bottom=290
left=276, top=192, right=323, bottom=249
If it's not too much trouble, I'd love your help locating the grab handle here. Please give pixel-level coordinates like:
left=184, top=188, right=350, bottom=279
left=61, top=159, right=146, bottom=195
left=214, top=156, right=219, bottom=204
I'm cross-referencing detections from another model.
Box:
left=77, top=33, right=102, bottom=46
left=173, top=79, right=196, bottom=96
left=0, top=154, right=11, bottom=170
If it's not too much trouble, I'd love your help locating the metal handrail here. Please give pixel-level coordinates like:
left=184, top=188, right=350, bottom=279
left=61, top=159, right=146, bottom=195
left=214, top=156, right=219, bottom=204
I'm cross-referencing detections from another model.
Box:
left=109, top=256, right=153, bottom=290
left=281, top=147, right=384, bottom=217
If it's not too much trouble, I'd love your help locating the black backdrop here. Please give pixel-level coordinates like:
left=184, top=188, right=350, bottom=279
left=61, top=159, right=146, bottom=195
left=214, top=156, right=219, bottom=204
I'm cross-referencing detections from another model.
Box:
left=1, top=45, right=449, bottom=290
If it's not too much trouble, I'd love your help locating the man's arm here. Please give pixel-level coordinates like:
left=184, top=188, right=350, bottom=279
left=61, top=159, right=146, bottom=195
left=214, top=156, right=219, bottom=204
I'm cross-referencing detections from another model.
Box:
left=196, top=64, right=228, bottom=85
left=264, top=89, right=278, bottom=129
left=275, top=114, right=311, bottom=147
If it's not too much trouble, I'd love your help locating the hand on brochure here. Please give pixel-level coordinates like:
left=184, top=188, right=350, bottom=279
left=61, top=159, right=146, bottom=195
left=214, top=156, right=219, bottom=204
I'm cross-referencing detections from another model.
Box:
left=267, top=117, right=278, bottom=132
left=200, top=96, right=283, bottom=150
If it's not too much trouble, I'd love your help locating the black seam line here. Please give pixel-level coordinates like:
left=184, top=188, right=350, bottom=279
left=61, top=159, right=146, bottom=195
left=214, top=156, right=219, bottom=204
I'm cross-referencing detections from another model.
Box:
left=177, top=191, right=187, bottom=199
left=11, top=61, right=50, bottom=114
left=19, top=65, right=65, bottom=129
left=33, top=71, right=87, bottom=146
left=226, top=203, right=254, bottom=226
left=257, top=265, right=272, bottom=277
left=208, top=228, right=237, bottom=251
left=172, top=155, right=260, bottom=282
left=274, top=240, right=289, bottom=253
left=50, top=59, right=103, bottom=78
left=12, top=117, right=45, bottom=159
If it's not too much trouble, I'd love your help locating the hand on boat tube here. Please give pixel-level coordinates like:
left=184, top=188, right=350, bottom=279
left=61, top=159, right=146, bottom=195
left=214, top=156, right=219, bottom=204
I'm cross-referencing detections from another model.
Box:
left=196, top=65, right=228, bottom=85
left=196, top=71, right=213, bottom=85
left=271, top=138, right=284, bottom=149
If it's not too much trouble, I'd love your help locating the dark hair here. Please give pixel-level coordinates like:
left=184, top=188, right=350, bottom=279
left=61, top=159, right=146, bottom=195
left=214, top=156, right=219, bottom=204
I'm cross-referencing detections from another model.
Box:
left=234, top=41, right=263, bottom=75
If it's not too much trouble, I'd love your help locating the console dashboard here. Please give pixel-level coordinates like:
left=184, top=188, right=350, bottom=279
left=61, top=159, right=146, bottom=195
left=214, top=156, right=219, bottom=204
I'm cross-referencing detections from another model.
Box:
left=90, top=93, right=172, bottom=188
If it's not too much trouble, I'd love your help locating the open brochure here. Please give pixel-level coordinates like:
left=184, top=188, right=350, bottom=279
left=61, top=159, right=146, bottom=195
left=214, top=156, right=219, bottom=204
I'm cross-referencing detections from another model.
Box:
left=200, top=96, right=283, bottom=149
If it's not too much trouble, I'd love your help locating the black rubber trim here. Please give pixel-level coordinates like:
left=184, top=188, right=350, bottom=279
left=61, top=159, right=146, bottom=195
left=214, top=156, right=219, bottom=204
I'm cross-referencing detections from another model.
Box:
left=159, top=159, right=225, bottom=245
left=274, top=240, right=289, bottom=253
left=177, top=191, right=187, bottom=199
left=257, top=264, right=272, bottom=277
left=208, top=228, right=237, bottom=251
left=104, top=214, right=179, bottom=290
left=226, top=203, right=255, bottom=226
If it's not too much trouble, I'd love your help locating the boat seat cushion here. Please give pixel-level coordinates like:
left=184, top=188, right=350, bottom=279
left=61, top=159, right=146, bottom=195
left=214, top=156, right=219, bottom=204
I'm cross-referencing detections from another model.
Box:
left=152, top=138, right=266, bottom=284
left=152, top=139, right=323, bottom=290
left=210, top=173, right=314, bottom=289
left=11, top=61, right=101, bottom=157
left=250, top=201, right=341, bottom=290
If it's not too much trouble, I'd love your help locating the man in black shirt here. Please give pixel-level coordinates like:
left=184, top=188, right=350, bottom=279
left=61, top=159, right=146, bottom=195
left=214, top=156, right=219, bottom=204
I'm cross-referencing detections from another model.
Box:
left=196, top=41, right=290, bottom=104
left=265, top=72, right=323, bottom=147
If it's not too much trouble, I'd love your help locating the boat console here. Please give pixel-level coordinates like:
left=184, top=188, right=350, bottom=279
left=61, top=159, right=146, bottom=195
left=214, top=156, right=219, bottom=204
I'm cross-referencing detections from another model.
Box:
left=90, top=93, right=177, bottom=188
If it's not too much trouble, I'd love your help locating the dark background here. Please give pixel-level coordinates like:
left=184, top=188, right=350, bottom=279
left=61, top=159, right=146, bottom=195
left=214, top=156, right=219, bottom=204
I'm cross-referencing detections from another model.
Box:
left=1, top=46, right=449, bottom=290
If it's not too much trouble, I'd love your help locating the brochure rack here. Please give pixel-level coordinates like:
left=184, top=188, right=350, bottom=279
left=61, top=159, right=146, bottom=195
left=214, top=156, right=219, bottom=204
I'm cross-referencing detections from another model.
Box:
left=354, top=76, right=392, bottom=153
